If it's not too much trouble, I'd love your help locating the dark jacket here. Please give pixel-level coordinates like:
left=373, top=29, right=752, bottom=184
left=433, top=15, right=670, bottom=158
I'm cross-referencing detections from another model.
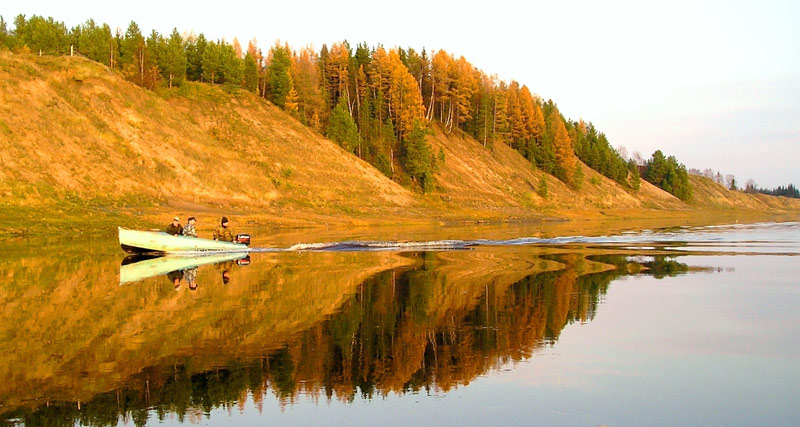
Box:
left=166, top=223, right=184, bottom=236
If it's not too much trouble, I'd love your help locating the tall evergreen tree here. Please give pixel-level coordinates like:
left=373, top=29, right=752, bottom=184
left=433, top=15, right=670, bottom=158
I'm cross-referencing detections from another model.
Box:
left=402, top=121, right=436, bottom=192
left=161, top=28, right=186, bottom=88
left=243, top=50, right=259, bottom=93
left=326, top=97, right=359, bottom=153
left=202, top=39, right=221, bottom=84
left=0, top=16, right=8, bottom=48
left=76, top=19, right=113, bottom=65
left=185, top=33, right=207, bottom=82
left=219, top=41, right=242, bottom=89
left=266, top=43, right=292, bottom=107
left=120, top=21, right=148, bottom=86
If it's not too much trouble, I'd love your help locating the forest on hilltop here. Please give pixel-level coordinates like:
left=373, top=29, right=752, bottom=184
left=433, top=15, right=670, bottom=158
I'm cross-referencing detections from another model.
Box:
left=0, top=13, right=709, bottom=201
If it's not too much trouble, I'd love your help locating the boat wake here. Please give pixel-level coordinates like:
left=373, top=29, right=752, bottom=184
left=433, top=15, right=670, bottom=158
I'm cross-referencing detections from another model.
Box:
left=246, top=222, right=799, bottom=253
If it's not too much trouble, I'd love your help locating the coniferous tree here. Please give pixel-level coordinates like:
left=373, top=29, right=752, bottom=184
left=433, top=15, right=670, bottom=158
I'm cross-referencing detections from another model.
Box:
left=202, top=39, right=221, bottom=84
left=266, top=43, right=292, bottom=107
left=402, top=121, right=436, bottom=192
left=5, top=14, right=709, bottom=198
left=326, top=97, right=359, bottom=153
left=219, top=41, right=242, bottom=89
left=75, top=19, right=115, bottom=66
left=0, top=16, right=8, bottom=48
left=546, top=106, right=575, bottom=182
left=161, top=28, right=186, bottom=88
left=185, top=33, right=207, bottom=82
left=119, top=22, right=147, bottom=86
left=145, top=30, right=163, bottom=88
left=628, top=159, right=641, bottom=191
left=643, top=150, right=691, bottom=200
left=285, top=84, right=300, bottom=118
left=290, top=46, right=326, bottom=130
left=10, top=15, right=26, bottom=50
left=243, top=50, right=259, bottom=93
left=15, top=15, right=69, bottom=55
left=538, top=175, right=548, bottom=199
left=324, top=42, right=352, bottom=111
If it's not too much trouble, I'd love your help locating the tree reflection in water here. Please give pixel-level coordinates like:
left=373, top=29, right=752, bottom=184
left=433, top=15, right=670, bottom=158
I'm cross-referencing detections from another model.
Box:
left=2, top=251, right=689, bottom=426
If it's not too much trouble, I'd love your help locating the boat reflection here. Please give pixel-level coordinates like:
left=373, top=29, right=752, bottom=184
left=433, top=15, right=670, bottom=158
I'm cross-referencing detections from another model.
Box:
left=119, top=253, right=251, bottom=285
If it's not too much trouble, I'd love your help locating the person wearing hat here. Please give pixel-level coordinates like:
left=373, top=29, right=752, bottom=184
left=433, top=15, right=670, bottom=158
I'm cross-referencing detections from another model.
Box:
left=166, top=216, right=184, bottom=236
left=182, top=217, right=198, bottom=237
left=213, top=216, right=235, bottom=242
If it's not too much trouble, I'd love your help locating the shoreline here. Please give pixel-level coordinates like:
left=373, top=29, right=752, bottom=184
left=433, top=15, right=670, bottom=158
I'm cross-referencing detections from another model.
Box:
left=1, top=202, right=797, bottom=242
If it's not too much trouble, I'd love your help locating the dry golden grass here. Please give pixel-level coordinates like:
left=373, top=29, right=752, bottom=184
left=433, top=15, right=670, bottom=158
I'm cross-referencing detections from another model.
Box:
left=0, top=51, right=797, bottom=236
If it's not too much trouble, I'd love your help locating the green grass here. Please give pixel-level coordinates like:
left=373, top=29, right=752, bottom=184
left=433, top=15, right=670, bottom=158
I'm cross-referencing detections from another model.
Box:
left=0, top=202, right=155, bottom=238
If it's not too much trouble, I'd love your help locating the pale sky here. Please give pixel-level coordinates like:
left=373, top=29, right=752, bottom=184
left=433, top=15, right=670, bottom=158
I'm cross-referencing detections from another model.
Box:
left=4, top=0, right=798, bottom=188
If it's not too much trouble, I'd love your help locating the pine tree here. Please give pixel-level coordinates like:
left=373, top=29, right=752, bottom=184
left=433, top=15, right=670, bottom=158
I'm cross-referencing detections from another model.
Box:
left=628, top=159, right=641, bottom=191
left=120, top=22, right=146, bottom=86
left=538, top=175, right=548, bottom=199
left=643, top=150, right=691, bottom=200
left=243, top=50, right=259, bottom=93
left=17, top=15, right=69, bottom=55
left=161, top=28, right=186, bottom=88
left=326, top=97, right=359, bottom=153
left=76, top=19, right=114, bottom=66
left=266, top=43, right=292, bottom=107
left=402, top=121, right=436, bottom=192
left=145, top=30, right=163, bottom=88
left=202, top=40, right=221, bottom=84
left=185, top=33, right=207, bottom=82
left=220, top=41, right=242, bottom=90
left=0, top=16, right=8, bottom=48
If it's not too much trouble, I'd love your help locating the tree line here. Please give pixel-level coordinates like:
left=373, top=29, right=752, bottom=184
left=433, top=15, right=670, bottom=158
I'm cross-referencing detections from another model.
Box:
left=752, top=183, right=799, bottom=199
left=4, top=13, right=702, bottom=197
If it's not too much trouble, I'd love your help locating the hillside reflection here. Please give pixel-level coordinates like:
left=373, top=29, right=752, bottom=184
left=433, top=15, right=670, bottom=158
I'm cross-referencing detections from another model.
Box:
left=0, top=243, right=690, bottom=425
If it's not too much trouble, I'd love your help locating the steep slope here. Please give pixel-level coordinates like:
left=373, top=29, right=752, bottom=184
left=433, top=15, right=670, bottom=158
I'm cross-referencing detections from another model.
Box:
left=0, top=52, right=415, bottom=221
left=0, top=51, right=796, bottom=235
left=427, top=126, right=684, bottom=215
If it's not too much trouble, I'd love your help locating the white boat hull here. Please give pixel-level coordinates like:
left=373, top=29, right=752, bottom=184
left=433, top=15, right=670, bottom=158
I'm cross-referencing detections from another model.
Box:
left=118, top=227, right=249, bottom=255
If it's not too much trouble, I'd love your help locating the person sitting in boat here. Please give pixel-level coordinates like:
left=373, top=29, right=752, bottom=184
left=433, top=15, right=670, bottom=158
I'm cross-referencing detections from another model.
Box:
left=213, top=216, right=235, bottom=242
left=182, top=217, right=198, bottom=237
left=166, top=216, right=183, bottom=236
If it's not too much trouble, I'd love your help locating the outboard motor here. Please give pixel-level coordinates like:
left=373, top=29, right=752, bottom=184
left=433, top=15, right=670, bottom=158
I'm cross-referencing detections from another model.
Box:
left=235, top=233, right=251, bottom=246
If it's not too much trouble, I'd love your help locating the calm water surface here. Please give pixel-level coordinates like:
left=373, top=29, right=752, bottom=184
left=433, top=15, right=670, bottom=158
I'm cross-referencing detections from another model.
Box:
left=1, top=222, right=798, bottom=426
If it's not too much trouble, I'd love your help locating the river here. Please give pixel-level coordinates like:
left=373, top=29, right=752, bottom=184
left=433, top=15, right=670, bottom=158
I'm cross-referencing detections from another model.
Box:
left=1, top=221, right=798, bottom=426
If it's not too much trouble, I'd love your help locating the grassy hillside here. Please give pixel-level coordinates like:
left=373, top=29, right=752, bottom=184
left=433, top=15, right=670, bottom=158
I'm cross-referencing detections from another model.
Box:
left=427, top=126, right=684, bottom=215
left=0, top=51, right=419, bottom=230
left=0, top=51, right=797, bottom=236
